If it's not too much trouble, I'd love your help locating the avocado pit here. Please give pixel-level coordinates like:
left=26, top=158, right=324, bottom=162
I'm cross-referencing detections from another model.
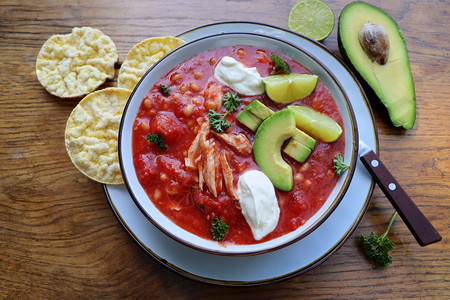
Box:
left=358, top=23, right=390, bottom=65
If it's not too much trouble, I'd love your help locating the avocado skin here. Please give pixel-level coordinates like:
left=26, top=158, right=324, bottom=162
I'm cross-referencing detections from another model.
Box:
left=338, top=1, right=416, bottom=129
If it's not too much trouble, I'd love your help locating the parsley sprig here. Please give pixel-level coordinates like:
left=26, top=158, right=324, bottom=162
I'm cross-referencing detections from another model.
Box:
left=333, top=153, right=349, bottom=175
left=147, top=133, right=167, bottom=151
left=271, top=54, right=291, bottom=75
left=208, top=92, right=242, bottom=133
left=210, top=217, right=229, bottom=241
left=360, top=212, right=398, bottom=268
left=208, top=109, right=231, bottom=133
left=160, top=84, right=170, bottom=96
left=223, top=92, right=242, bottom=112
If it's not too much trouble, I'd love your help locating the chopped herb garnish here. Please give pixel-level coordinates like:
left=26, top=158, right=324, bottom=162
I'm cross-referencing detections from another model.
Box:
left=271, top=54, right=291, bottom=75
left=333, top=153, right=349, bottom=175
left=147, top=133, right=167, bottom=151
left=160, top=84, right=170, bottom=96
left=210, top=216, right=229, bottom=241
left=360, top=212, right=398, bottom=268
left=223, top=92, right=242, bottom=112
left=208, top=109, right=231, bottom=133
left=207, top=92, right=241, bottom=132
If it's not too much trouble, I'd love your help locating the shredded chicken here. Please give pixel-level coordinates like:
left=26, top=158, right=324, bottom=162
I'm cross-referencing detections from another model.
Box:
left=213, top=132, right=253, bottom=155
left=219, top=151, right=238, bottom=200
left=197, top=156, right=204, bottom=190
left=184, top=119, right=248, bottom=199
left=200, top=139, right=222, bottom=197
left=185, top=122, right=210, bottom=170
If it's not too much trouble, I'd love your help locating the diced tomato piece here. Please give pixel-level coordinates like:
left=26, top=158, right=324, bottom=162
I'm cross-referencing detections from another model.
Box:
left=156, top=155, right=195, bottom=188
left=150, top=111, right=187, bottom=143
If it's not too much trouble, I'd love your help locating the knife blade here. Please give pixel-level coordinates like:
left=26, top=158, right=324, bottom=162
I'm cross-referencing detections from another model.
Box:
left=358, top=140, right=442, bottom=246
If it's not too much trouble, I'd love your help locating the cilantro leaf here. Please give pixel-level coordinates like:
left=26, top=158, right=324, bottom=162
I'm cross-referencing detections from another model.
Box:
left=223, top=92, right=242, bottom=112
left=210, top=217, right=229, bottom=241
left=271, top=54, right=291, bottom=75
left=147, top=133, right=167, bottom=151
left=208, top=109, right=230, bottom=133
left=360, top=212, right=398, bottom=268
left=333, top=153, right=349, bottom=176
left=160, top=84, right=170, bottom=96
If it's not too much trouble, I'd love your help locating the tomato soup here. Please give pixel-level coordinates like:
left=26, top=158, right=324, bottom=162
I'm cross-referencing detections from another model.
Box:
left=132, top=45, right=345, bottom=245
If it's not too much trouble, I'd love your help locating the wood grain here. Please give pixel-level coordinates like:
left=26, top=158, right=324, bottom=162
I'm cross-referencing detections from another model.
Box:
left=0, top=0, right=448, bottom=298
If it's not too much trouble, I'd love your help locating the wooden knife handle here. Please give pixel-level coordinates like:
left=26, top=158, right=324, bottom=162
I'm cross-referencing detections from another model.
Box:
left=360, top=150, right=442, bottom=246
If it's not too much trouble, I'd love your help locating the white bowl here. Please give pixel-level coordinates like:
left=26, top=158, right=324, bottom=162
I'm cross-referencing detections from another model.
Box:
left=119, top=32, right=358, bottom=256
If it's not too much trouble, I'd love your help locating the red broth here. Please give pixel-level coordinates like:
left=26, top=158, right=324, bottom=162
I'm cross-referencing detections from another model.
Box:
left=132, top=45, right=345, bottom=245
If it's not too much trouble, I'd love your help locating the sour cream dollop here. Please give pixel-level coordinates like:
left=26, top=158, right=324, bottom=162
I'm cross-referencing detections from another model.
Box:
left=214, top=56, right=264, bottom=96
left=237, top=170, right=280, bottom=240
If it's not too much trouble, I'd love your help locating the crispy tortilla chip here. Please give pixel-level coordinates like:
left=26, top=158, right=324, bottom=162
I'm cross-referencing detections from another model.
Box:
left=65, top=87, right=130, bottom=184
left=36, top=27, right=118, bottom=98
left=117, top=36, right=184, bottom=91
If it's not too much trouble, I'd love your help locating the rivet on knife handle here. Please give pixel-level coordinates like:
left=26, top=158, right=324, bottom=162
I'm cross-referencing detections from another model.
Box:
left=360, top=150, right=442, bottom=246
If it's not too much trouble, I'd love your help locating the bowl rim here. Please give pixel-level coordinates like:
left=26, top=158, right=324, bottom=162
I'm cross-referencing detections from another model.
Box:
left=118, top=31, right=359, bottom=256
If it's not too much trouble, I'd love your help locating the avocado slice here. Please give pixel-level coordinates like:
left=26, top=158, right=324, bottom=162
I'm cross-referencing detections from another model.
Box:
left=291, top=128, right=316, bottom=150
left=338, top=1, right=416, bottom=129
left=236, top=109, right=262, bottom=132
left=283, top=127, right=315, bottom=163
left=253, top=109, right=296, bottom=191
left=283, top=139, right=311, bottom=163
left=246, top=99, right=274, bottom=119
left=239, top=100, right=316, bottom=164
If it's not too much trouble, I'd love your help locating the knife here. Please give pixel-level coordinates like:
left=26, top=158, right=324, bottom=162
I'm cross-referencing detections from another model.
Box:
left=358, top=140, right=442, bottom=246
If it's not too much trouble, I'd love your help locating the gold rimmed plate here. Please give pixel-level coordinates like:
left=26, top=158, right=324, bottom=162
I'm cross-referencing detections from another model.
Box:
left=104, top=21, right=377, bottom=286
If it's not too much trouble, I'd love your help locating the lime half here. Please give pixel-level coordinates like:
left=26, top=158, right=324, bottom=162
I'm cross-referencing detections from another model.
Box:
left=263, top=73, right=319, bottom=103
left=288, top=0, right=335, bottom=41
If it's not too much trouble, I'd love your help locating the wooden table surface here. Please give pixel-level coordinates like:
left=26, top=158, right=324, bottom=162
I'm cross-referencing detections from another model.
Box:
left=1, top=0, right=448, bottom=298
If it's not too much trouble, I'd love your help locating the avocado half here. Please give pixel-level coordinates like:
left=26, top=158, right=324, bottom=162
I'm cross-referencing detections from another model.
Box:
left=338, top=1, right=416, bottom=129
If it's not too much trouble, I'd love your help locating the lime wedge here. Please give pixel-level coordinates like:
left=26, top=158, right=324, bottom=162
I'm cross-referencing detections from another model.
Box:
left=288, top=0, right=335, bottom=41
left=287, top=105, right=342, bottom=142
left=263, top=73, right=318, bottom=103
